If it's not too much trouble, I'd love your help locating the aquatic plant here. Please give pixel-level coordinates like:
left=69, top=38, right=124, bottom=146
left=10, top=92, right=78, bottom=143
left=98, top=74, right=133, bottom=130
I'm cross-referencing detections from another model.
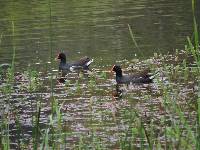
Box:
left=19, top=68, right=43, bottom=92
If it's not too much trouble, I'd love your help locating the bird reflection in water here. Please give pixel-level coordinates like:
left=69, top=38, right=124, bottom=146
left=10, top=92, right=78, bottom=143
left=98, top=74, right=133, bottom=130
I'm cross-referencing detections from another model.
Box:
left=112, top=84, right=123, bottom=100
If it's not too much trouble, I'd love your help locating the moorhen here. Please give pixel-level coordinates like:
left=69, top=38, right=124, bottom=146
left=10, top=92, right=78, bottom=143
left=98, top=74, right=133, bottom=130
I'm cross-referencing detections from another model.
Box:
left=111, top=65, right=156, bottom=84
left=57, top=52, right=93, bottom=72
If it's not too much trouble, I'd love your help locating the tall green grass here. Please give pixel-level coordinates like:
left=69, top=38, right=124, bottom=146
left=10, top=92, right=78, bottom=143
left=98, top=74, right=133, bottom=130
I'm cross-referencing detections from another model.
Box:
left=128, top=24, right=142, bottom=54
left=188, top=0, right=200, bottom=149
left=33, top=102, right=41, bottom=150
left=48, top=0, right=54, bottom=98
left=187, top=0, right=199, bottom=66
left=0, top=20, right=16, bottom=150
left=0, top=32, right=3, bottom=46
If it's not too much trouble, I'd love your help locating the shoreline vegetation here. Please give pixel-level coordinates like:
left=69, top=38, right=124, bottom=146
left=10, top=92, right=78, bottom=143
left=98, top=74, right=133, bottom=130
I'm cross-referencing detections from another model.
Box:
left=0, top=0, right=199, bottom=149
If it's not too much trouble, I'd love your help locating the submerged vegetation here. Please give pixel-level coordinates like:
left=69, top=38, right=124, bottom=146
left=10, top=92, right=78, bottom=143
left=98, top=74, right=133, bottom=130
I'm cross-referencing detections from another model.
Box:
left=0, top=0, right=199, bottom=149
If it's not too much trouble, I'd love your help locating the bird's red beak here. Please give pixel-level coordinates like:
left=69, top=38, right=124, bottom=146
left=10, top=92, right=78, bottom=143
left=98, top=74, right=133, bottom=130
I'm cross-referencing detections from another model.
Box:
left=55, top=54, right=60, bottom=61
left=110, top=65, right=115, bottom=73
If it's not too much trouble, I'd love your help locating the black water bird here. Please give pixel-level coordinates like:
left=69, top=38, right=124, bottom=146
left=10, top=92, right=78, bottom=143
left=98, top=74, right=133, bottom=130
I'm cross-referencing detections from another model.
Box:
left=111, top=65, right=156, bottom=84
left=56, top=52, right=93, bottom=73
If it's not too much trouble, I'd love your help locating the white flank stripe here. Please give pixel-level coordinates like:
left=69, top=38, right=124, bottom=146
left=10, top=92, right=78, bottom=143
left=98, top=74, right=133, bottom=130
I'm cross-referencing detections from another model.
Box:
left=86, top=59, right=94, bottom=66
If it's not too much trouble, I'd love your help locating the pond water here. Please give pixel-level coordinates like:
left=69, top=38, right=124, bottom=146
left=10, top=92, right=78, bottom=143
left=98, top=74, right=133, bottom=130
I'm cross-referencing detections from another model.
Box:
left=0, top=0, right=194, bottom=70
left=0, top=51, right=198, bottom=149
left=0, top=1, right=199, bottom=149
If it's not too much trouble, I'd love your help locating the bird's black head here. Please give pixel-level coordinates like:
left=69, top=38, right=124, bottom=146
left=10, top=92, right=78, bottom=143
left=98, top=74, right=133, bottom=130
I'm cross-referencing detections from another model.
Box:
left=57, top=53, right=66, bottom=63
left=111, top=65, right=121, bottom=72
left=111, top=65, right=122, bottom=77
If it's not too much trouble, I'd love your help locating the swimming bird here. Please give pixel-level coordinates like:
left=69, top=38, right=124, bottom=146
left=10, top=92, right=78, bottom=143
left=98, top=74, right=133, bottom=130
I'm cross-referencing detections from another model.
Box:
left=111, top=65, right=156, bottom=84
left=56, top=52, right=93, bottom=73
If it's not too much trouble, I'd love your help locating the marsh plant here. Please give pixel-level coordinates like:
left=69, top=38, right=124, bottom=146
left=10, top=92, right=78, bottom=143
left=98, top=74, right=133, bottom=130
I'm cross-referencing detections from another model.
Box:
left=20, top=68, right=43, bottom=92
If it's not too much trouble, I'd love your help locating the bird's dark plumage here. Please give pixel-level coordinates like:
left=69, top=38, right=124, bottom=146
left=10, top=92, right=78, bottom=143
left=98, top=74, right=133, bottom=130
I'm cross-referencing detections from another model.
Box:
left=57, top=53, right=93, bottom=73
left=111, top=65, right=155, bottom=84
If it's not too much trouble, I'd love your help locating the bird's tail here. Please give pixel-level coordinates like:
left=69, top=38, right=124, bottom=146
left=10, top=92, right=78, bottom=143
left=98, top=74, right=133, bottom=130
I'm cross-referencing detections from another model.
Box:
left=149, top=71, right=159, bottom=80
left=86, top=59, right=94, bottom=66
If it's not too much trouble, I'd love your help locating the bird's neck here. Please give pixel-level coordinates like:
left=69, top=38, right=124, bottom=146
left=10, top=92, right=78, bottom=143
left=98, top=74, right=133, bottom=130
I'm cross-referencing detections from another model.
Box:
left=116, top=76, right=121, bottom=83
left=60, top=58, right=66, bottom=64
left=116, top=71, right=122, bottom=78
